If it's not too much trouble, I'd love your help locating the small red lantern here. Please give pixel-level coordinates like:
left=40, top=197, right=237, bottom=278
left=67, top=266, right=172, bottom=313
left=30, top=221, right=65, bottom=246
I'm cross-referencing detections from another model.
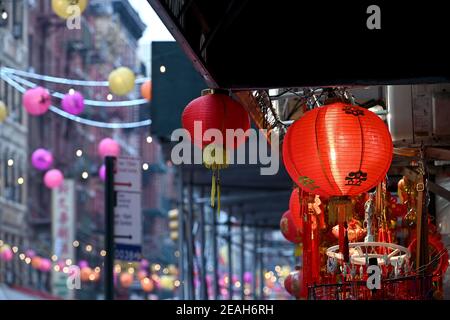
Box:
left=283, top=102, right=393, bottom=223
left=182, top=90, right=250, bottom=214
left=284, top=267, right=304, bottom=299
left=280, top=210, right=302, bottom=244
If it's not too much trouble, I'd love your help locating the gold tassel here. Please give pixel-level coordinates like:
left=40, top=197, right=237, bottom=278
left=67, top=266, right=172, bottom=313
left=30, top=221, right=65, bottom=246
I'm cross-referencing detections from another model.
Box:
left=211, top=170, right=216, bottom=208
left=294, top=244, right=303, bottom=257
left=203, top=144, right=229, bottom=217
left=327, top=196, right=353, bottom=225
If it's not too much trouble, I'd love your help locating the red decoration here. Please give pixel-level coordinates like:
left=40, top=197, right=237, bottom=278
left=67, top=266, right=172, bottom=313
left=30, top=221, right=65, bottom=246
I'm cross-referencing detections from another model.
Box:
left=182, top=92, right=250, bottom=150
left=288, top=189, right=303, bottom=229
left=280, top=210, right=302, bottom=244
left=284, top=268, right=304, bottom=299
left=283, top=102, right=393, bottom=198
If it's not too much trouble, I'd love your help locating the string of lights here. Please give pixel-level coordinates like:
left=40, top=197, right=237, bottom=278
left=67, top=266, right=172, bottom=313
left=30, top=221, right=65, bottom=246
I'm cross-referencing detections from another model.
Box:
left=1, top=67, right=149, bottom=86
left=4, top=73, right=149, bottom=107
left=1, top=73, right=152, bottom=129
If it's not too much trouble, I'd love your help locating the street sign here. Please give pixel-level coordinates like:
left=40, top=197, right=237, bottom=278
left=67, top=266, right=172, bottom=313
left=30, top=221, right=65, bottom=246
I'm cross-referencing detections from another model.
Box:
left=114, top=157, right=142, bottom=261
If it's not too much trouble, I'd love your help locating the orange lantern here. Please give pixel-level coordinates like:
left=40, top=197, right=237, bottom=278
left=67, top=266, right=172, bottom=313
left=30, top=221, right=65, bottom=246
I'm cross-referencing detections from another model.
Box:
left=140, top=277, right=154, bottom=292
left=31, top=257, right=42, bottom=270
left=120, top=273, right=134, bottom=288
left=80, top=267, right=93, bottom=282
left=283, top=102, right=393, bottom=224
left=137, top=270, right=148, bottom=281
left=141, top=80, right=152, bottom=101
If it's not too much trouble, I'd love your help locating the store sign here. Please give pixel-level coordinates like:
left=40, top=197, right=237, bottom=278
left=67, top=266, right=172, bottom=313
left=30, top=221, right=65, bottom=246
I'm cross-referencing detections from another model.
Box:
left=52, top=179, right=75, bottom=299
left=114, top=157, right=142, bottom=261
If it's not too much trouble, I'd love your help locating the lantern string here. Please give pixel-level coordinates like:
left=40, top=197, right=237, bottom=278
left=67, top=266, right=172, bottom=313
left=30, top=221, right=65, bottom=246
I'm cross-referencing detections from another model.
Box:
left=1, top=67, right=149, bottom=86
left=2, top=72, right=149, bottom=108
left=1, top=73, right=151, bottom=129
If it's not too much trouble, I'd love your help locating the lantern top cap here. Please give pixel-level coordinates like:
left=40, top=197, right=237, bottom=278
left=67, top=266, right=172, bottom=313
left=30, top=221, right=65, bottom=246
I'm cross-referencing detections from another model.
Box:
left=201, top=88, right=229, bottom=96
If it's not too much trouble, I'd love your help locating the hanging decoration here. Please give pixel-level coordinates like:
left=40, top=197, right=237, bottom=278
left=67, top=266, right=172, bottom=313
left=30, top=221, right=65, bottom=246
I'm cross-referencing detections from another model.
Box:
left=108, top=67, right=136, bottom=96
left=280, top=210, right=302, bottom=244
left=182, top=89, right=250, bottom=214
left=44, top=169, right=64, bottom=189
left=284, top=267, right=304, bottom=299
left=0, top=100, right=7, bottom=122
left=141, top=80, right=152, bottom=101
left=141, top=277, right=154, bottom=292
left=98, top=138, right=120, bottom=158
left=23, top=86, right=51, bottom=116
left=0, top=245, right=13, bottom=262
left=51, top=0, right=88, bottom=19
left=283, top=102, right=393, bottom=223
left=98, top=164, right=106, bottom=181
left=62, top=90, right=85, bottom=115
left=31, top=148, right=54, bottom=171
left=1, top=68, right=151, bottom=129
left=120, top=273, right=134, bottom=288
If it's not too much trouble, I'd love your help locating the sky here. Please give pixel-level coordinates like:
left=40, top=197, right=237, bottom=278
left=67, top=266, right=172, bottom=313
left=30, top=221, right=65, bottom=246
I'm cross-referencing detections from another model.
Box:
left=128, top=0, right=175, bottom=77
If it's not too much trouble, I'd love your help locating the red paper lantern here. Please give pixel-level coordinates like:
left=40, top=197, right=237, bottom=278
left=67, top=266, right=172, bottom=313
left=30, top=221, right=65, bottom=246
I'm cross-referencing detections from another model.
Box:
left=280, top=210, right=302, bottom=244
left=182, top=91, right=250, bottom=150
left=284, top=268, right=303, bottom=299
left=283, top=102, right=393, bottom=198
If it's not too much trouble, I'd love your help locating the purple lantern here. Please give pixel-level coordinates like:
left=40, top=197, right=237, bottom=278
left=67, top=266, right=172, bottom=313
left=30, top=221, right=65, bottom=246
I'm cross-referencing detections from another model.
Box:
left=244, top=271, right=253, bottom=284
left=140, top=259, right=150, bottom=270
left=25, top=249, right=36, bottom=258
left=23, top=87, right=51, bottom=116
left=31, top=148, right=53, bottom=171
left=62, top=91, right=85, bottom=115
left=78, top=260, right=89, bottom=269
left=99, top=164, right=106, bottom=181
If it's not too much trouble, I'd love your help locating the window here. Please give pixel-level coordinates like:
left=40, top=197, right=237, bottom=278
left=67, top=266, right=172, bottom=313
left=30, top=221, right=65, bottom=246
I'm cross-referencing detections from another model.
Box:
left=12, top=0, right=23, bottom=39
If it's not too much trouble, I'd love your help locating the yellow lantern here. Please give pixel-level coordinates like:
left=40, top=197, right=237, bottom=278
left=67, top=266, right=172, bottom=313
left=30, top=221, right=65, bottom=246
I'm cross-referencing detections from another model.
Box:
left=108, top=67, right=136, bottom=96
left=0, top=101, right=7, bottom=122
left=159, top=275, right=175, bottom=291
left=51, top=0, right=88, bottom=19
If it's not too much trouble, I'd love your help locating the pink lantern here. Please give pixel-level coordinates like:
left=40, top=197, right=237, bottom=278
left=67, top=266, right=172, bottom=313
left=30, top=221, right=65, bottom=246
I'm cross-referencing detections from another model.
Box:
left=23, top=87, right=51, bottom=116
left=244, top=272, right=253, bottom=283
left=31, top=148, right=53, bottom=171
left=62, top=91, right=85, bottom=115
left=98, top=138, right=120, bottom=158
left=0, top=245, right=14, bottom=262
left=78, top=260, right=89, bottom=269
left=44, top=169, right=64, bottom=189
left=140, top=259, right=150, bottom=270
left=57, top=260, right=65, bottom=269
left=39, top=258, right=52, bottom=272
left=99, top=164, right=106, bottom=181
left=25, top=249, right=36, bottom=258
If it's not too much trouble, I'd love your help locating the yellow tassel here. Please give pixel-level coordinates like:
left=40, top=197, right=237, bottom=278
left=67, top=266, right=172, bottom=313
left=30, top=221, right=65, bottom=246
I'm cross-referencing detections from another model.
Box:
left=211, top=170, right=216, bottom=208
left=217, top=170, right=221, bottom=216
left=294, top=244, right=303, bottom=257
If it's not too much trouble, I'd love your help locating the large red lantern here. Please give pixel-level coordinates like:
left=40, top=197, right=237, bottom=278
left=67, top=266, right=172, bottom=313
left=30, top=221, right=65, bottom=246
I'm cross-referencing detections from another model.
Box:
left=280, top=210, right=302, bottom=244
left=182, top=90, right=251, bottom=213
left=283, top=102, right=393, bottom=223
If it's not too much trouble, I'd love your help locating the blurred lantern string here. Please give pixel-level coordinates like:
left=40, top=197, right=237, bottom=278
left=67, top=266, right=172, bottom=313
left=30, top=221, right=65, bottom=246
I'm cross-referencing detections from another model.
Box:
left=0, top=68, right=152, bottom=129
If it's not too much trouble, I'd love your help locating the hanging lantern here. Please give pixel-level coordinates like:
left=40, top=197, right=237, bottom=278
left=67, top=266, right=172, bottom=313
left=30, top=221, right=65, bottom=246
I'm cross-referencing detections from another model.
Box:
left=0, top=101, right=8, bottom=122
left=120, top=273, right=134, bottom=288
left=23, top=87, right=51, bottom=116
left=78, top=260, right=89, bottom=269
left=140, top=277, right=154, bottom=292
left=283, top=267, right=303, bottom=299
left=141, top=80, right=152, bottom=101
left=31, top=256, right=42, bottom=270
left=108, top=67, right=136, bottom=96
left=62, top=90, right=85, bottom=115
left=39, top=258, right=52, bottom=272
left=31, top=148, right=53, bottom=171
left=0, top=245, right=13, bottom=262
left=280, top=210, right=302, bottom=244
left=51, top=0, right=88, bottom=19
left=283, top=102, right=393, bottom=224
left=81, top=267, right=93, bottom=282
left=44, top=169, right=64, bottom=189
left=137, top=270, right=148, bottom=281
left=98, top=138, right=120, bottom=158
left=98, top=164, right=106, bottom=181
left=182, top=90, right=250, bottom=214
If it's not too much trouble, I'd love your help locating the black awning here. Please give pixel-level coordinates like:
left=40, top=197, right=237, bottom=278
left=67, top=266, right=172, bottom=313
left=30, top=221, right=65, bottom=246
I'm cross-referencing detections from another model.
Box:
left=148, top=0, right=450, bottom=89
